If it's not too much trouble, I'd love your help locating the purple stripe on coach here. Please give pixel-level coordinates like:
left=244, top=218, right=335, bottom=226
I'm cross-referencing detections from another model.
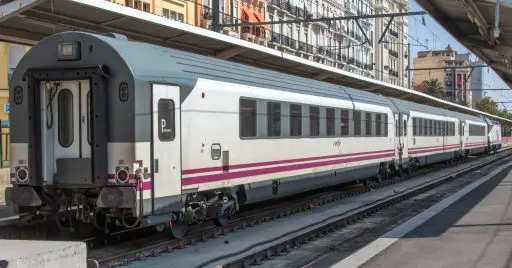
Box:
left=182, top=149, right=395, bottom=175
left=182, top=152, right=395, bottom=186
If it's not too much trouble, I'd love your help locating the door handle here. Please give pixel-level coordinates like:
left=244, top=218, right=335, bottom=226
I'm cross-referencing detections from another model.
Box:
left=154, top=159, right=159, bottom=173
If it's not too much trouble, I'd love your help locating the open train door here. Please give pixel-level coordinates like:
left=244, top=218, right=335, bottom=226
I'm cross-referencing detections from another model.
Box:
left=151, top=84, right=182, bottom=216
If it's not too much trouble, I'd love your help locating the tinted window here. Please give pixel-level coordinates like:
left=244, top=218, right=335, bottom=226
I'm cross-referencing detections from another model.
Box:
left=376, top=113, right=382, bottom=136
left=240, top=99, right=257, bottom=138
left=354, top=111, right=361, bottom=136
left=290, top=104, right=302, bottom=136
left=365, top=113, right=372, bottom=136
left=326, top=108, right=335, bottom=137
left=341, top=109, right=349, bottom=136
left=413, top=118, right=417, bottom=136
left=384, top=114, right=388, bottom=136
left=310, top=106, right=320, bottom=136
left=58, top=89, right=74, bottom=148
left=158, top=99, right=175, bottom=141
left=419, top=118, right=423, bottom=136
left=267, top=102, right=281, bottom=137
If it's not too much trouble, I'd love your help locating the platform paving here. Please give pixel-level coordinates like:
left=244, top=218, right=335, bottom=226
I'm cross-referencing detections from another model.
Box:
left=0, top=240, right=87, bottom=268
left=338, top=161, right=512, bottom=268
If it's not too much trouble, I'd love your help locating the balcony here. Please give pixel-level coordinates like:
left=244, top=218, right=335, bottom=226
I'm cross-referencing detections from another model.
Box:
left=389, top=29, right=399, bottom=38
left=388, top=69, right=399, bottom=77
left=270, top=0, right=313, bottom=19
left=388, top=49, right=399, bottom=58
left=268, top=30, right=306, bottom=52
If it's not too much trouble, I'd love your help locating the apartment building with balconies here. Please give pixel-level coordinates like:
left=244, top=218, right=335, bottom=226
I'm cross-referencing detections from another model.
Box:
left=266, top=0, right=375, bottom=77
left=107, top=0, right=410, bottom=87
left=373, top=0, right=408, bottom=87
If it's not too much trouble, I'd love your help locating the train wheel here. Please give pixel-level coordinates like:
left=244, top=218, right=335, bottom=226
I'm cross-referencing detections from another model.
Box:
left=375, top=173, right=383, bottom=183
left=167, top=220, right=187, bottom=239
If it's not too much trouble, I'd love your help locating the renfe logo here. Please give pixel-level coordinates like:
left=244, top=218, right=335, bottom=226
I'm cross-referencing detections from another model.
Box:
left=161, top=119, right=172, bottom=134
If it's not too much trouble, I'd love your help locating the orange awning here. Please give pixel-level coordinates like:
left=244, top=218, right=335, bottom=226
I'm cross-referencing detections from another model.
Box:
left=242, top=6, right=270, bottom=29
left=254, top=10, right=270, bottom=29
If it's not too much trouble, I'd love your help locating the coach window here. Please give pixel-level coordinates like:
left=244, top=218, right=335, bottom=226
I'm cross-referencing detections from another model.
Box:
left=384, top=114, right=388, bottom=136
left=290, top=104, right=302, bottom=137
left=158, top=99, right=175, bottom=141
left=376, top=114, right=382, bottom=136
left=418, top=118, right=423, bottom=136
left=310, top=106, right=320, bottom=136
left=412, top=118, right=417, bottom=136
left=240, top=99, right=257, bottom=138
left=365, top=112, right=372, bottom=136
left=58, top=89, right=74, bottom=148
left=267, top=102, right=281, bottom=137
left=354, top=111, right=361, bottom=136
left=341, top=109, right=349, bottom=136
left=403, top=118, right=407, bottom=136
left=326, top=108, right=335, bottom=137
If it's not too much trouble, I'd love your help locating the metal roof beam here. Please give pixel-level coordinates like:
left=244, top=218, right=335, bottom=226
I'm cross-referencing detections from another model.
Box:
left=456, top=0, right=497, bottom=45
left=313, top=72, right=333, bottom=80
left=215, top=46, right=247, bottom=59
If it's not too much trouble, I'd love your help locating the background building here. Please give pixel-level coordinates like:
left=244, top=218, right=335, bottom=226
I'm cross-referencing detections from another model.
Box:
left=374, top=0, right=409, bottom=87
left=412, top=45, right=472, bottom=107
left=106, top=0, right=410, bottom=86
left=0, top=42, right=30, bottom=167
left=110, top=0, right=196, bottom=25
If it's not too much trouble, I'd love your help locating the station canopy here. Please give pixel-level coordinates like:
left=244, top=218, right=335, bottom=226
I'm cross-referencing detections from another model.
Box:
left=0, top=0, right=511, bottom=124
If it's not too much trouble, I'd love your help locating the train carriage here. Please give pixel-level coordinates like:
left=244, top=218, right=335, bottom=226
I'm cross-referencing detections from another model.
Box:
left=4, top=31, right=505, bottom=236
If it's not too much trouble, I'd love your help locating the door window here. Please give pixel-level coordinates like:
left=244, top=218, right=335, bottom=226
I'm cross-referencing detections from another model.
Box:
left=158, top=99, right=175, bottom=141
left=58, top=89, right=74, bottom=147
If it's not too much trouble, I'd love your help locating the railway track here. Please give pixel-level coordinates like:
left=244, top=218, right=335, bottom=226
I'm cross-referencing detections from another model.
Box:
left=85, top=148, right=512, bottom=268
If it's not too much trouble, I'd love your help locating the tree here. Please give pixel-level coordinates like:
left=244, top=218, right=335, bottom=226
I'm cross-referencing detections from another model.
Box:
left=414, top=78, right=445, bottom=99
left=475, top=96, right=510, bottom=119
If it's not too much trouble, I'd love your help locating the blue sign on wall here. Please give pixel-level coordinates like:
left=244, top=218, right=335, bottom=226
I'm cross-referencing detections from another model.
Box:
left=3, top=104, right=8, bottom=113
left=1, top=120, right=9, bottom=128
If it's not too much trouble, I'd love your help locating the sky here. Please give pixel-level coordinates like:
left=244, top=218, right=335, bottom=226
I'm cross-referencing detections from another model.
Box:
left=408, top=0, right=512, bottom=111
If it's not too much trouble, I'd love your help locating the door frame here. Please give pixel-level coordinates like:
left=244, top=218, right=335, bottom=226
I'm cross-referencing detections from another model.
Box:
left=150, top=83, right=182, bottom=215
left=25, top=67, right=109, bottom=186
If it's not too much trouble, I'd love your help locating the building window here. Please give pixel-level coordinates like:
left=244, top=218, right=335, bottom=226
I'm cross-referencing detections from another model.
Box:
left=290, top=104, right=302, bottom=137
left=158, top=99, right=175, bottom=141
left=162, top=8, right=170, bottom=18
left=170, top=11, right=177, bottom=20
left=326, top=108, right=335, bottom=136
left=240, top=99, right=257, bottom=138
left=178, top=13, right=185, bottom=22
left=58, top=89, right=74, bottom=148
left=310, top=106, right=320, bottom=136
left=143, top=2, right=150, bottom=12
left=267, top=102, right=281, bottom=137
left=125, top=0, right=130, bottom=7
left=134, top=0, right=141, bottom=10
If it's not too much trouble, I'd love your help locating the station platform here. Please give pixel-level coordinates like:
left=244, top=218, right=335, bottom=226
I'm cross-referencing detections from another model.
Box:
left=334, top=161, right=512, bottom=268
left=0, top=240, right=87, bottom=268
